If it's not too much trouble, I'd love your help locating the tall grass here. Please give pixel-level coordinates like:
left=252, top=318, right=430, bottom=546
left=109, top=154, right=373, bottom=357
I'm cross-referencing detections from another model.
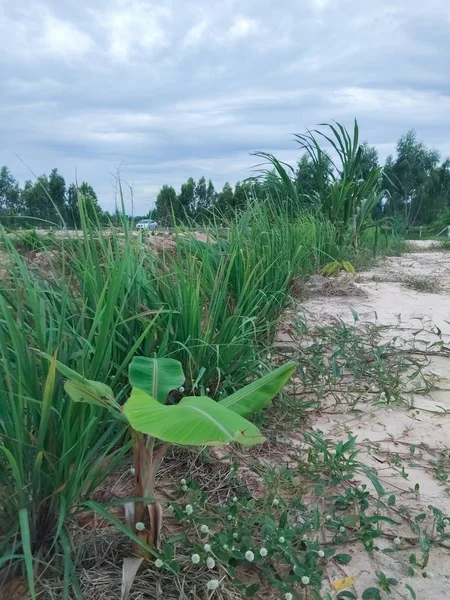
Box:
left=255, top=120, right=386, bottom=248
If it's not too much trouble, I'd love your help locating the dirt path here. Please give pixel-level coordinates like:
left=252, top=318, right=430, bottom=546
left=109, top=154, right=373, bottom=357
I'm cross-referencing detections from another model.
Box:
left=299, top=245, right=450, bottom=599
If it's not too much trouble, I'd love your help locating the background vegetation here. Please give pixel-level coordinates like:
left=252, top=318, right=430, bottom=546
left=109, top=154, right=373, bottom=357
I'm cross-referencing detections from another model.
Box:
left=0, top=125, right=449, bottom=233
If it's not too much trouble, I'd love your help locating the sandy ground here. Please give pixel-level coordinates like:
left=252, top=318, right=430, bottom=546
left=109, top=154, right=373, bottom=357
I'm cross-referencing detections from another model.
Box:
left=297, top=244, right=450, bottom=599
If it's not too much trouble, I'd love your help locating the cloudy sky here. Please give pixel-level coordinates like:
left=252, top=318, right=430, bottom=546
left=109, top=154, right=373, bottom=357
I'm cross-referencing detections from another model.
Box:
left=1, top=0, right=449, bottom=213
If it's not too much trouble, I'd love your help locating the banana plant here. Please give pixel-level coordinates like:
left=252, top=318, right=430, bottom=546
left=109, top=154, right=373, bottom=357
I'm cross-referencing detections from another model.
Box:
left=60, top=356, right=296, bottom=552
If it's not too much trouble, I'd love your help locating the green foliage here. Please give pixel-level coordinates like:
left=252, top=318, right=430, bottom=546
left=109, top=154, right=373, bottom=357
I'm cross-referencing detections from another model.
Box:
left=383, top=131, right=450, bottom=227
left=320, top=260, right=356, bottom=277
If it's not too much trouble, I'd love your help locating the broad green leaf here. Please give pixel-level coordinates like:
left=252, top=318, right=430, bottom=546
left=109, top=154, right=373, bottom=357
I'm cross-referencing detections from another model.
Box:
left=219, top=362, right=296, bottom=417
left=129, top=357, right=185, bottom=403
left=362, top=588, right=381, bottom=600
left=124, top=389, right=265, bottom=446
left=64, top=380, right=121, bottom=416
left=405, top=584, right=416, bottom=600
left=334, top=553, right=352, bottom=565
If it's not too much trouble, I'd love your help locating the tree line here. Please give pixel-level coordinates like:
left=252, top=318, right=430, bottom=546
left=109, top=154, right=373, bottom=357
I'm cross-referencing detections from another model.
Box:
left=153, top=129, right=450, bottom=231
left=1, top=128, right=449, bottom=231
left=0, top=167, right=109, bottom=228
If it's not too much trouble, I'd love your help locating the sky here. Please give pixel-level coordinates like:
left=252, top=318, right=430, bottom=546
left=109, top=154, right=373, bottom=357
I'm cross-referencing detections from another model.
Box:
left=1, top=0, right=450, bottom=213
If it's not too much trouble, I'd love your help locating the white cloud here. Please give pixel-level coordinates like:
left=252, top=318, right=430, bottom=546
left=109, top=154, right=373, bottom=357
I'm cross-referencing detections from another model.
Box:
left=229, top=16, right=258, bottom=38
left=0, top=0, right=449, bottom=213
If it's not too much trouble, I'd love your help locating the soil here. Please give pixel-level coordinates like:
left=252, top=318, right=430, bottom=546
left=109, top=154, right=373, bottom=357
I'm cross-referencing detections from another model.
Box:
left=296, top=243, right=450, bottom=599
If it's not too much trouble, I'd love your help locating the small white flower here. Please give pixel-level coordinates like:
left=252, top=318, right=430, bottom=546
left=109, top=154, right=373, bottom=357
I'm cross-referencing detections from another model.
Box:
left=182, top=484, right=188, bottom=492
left=168, top=504, right=175, bottom=513
left=206, top=387, right=210, bottom=393
left=207, top=579, right=219, bottom=591
left=259, top=547, right=268, bottom=557
left=206, top=556, right=215, bottom=569
left=326, top=515, right=332, bottom=521
left=227, top=514, right=233, bottom=521
left=155, top=558, right=163, bottom=568
left=204, top=544, right=211, bottom=552
left=285, top=594, right=293, bottom=600
left=130, top=467, right=136, bottom=476
left=318, top=550, right=325, bottom=558
left=278, top=536, right=285, bottom=543
left=232, top=496, right=238, bottom=503
left=179, top=386, right=185, bottom=393
left=443, top=519, right=449, bottom=526
left=245, top=550, right=255, bottom=562
left=233, top=532, right=238, bottom=539
left=223, top=544, right=229, bottom=550
left=191, top=553, right=200, bottom=564
left=357, top=485, right=364, bottom=492
left=135, top=521, right=145, bottom=531
left=371, top=524, right=377, bottom=531
left=394, top=537, right=401, bottom=546
left=180, top=478, right=187, bottom=486
left=201, top=524, right=209, bottom=534
left=339, top=526, right=345, bottom=533
left=301, top=576, right=310, bottom=585
left=272, top=498, right=279, bottom=506
left=302, top=534, right=308, bottom=541
left=185, top=504, right=193, bottom=515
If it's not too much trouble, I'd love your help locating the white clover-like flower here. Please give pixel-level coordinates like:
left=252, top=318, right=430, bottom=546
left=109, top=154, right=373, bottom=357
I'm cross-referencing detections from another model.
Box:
left=180, top=478, right=187, bottom=486
left=232, top=496, right=238, bottom=503
left=371, top=523, right=377, bottom=531
left=204, top=543, right=211, bottom=552
left=185, top=504, right=193, bottom=515
left=207, top=579, right=219, bottom=591
left=318, top=550, right=325, bottom=558
left=206, top=388, right=210, bottom=393
left=272, top=498, right=279, bottom=506
left=223, top=544, right=229, bottom=550
left=191, top=553, right=200, bottom=564
left=233, top=532, right=238, bottom=539
left=182, top=484, right=188, bottom=492
left=326, top=515, right=332, bottom=521
left=443, top=519, right=449, bottom=526
left=130, top=467, right=136, bottom=476
left=339, top=526, right=345, bottom=533
left=179, top=386, right=185, bottom=393
left=201, top=524, right=209, bottom=533
left=135, top=521, right=145, bottom=531
left=206, top=556, right=216, bottom=569
left=301, top=576, right=310, bottom=585
left=245, top=550, right=255, bottom=562
left=394, top=537, right=401, bottom=546
left=227, top=514, right=233, bottom=521
left=302, top=534, right=308, bottom=541
left=259, top=547, right=268, bottom=557
left=278, top=536, right=285, bottom=543
left=357, top=485, right=364, bottom=492
left=285, top=594, right=293, bottom=600
left=155, top=559, right=163, bottom=568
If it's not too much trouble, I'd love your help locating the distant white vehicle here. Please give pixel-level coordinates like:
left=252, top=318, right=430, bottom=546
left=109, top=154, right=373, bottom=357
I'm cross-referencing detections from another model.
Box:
left=135, top=219, right=157, bottom=230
